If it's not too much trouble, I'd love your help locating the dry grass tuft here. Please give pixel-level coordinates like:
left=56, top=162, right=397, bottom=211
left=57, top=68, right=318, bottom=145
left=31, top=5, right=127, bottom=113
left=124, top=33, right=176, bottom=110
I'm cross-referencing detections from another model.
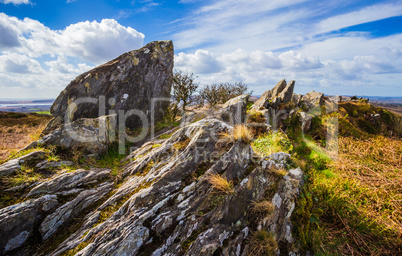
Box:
left=248, top=229, right=278, bottom=256
left=251, top=200, right=274, bottom=217
left=206, top=173, right=234, bottom=194
left=221, top=124, right=253, bottom=144
left=269, top=166, right=287, bottom=177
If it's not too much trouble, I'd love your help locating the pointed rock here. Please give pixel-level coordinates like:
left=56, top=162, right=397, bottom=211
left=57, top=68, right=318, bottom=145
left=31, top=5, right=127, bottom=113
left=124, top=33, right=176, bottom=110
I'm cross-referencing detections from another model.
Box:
left=45, top=40, right=174, bottom=133
left=279, top=80, right=295, bottom=104
left=302, top=91, right=324, bottom=109
left=251, top=79, right=287, bottom=110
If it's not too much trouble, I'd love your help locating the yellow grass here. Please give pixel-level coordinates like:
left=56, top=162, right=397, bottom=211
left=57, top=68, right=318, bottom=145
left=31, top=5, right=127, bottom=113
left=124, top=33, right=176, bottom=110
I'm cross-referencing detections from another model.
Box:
left=248, top=230, right=278, bottom=256
left=221, top=124, right=254, bottom=144
left=206, top=173, right=234, bottom=194
left=251, top=200, right=274, bottom=216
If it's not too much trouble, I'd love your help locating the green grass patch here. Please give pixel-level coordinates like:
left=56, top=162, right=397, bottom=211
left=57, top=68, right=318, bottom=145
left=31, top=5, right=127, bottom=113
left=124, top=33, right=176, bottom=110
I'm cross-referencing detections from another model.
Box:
left=251, top=131, right=293, bottom=156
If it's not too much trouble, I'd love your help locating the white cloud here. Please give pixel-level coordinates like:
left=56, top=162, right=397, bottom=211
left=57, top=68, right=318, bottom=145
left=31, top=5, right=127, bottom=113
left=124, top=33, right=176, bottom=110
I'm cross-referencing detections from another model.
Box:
left=0, top=53, right=44, bottom=74
left=0, top=13, right=144, bottom=98
left=1, top=0, right=30, bottom=5
left=175, top=50, right=223, bottom=74
left=174, top=33, right=402, bottom=96
left=59, top=19, right=144, bottom=63
left=0, top=13, right=145, bottom=64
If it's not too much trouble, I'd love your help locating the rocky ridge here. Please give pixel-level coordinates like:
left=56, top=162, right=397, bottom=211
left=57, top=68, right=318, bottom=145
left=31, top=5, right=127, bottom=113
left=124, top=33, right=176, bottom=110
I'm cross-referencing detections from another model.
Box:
left=0, top=40, right=329, bottom=256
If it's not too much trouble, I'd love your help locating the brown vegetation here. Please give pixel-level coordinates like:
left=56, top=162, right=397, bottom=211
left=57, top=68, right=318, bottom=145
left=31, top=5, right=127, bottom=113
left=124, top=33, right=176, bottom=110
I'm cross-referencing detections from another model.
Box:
left=0, top=112, right=51, bottom=162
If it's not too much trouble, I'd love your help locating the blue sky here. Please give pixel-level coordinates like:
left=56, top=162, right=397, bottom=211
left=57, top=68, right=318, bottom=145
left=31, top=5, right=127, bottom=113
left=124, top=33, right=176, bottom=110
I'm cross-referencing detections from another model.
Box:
left=0, top=0, right=402, bottom=98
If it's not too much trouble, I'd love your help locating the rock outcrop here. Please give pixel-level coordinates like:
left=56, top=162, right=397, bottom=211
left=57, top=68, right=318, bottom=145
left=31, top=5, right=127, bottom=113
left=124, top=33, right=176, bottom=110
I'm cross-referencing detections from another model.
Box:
left=0, top=100, right=304, bottom=255
left=302, top=91, right=324, bottom=109
left=251, top=79, right=328, bottom=132
left=26, top=115, right=117, bottom=158
left=251, top=79, right=295, bottom=110
left=45, top=40, right=174, bottom=133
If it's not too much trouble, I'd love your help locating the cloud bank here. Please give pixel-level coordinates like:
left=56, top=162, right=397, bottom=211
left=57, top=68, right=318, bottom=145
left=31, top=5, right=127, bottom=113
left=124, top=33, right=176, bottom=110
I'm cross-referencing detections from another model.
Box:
left=0, top=13, right=144, bottom=98
left=172, top=0, right=402, bottom=96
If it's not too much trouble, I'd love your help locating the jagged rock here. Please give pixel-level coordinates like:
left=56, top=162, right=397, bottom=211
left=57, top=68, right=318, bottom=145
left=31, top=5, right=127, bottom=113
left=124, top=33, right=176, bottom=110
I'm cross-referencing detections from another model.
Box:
left=0, top=150, right=47, bottom=176
left=302, top=91, right=324, bottom=109
left=251, top=79, right=287, bottom=110
left=45, top=40, right=174, bottom=133
left=292, top=93, right=303, bottom=106
left=0, top=195, right=58, bottom=253
left=46, top=116, right=302, bottom=256
left=26, top=115, right=116, bottom=158
left=27, top=168, right=111, bottom=197
left=218, top=94, right=249, bottom=125
left=300, top=112, right=313, bottom=132
left=279, top=80, right=295, bottom=104
left=35, top=160, right=75, bottom=170
left=40, top=182, right=113, bottom=240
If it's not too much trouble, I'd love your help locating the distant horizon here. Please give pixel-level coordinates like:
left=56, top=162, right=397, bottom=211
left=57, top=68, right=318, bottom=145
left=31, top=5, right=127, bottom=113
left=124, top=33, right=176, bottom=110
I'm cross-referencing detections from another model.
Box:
left=1, top=95, right=402, bottom=102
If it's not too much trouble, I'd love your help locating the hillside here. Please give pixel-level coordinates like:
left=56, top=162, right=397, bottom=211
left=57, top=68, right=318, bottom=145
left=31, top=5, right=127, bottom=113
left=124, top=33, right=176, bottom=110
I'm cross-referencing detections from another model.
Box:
left=0, top=42, right=401, bottom=256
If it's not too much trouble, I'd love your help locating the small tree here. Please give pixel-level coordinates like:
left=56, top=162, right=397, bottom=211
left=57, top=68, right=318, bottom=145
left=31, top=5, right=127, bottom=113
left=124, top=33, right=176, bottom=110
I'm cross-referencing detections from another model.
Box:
left=199, top=84, right=221, bottom=107
left=172, top=71, right=198, bottom=116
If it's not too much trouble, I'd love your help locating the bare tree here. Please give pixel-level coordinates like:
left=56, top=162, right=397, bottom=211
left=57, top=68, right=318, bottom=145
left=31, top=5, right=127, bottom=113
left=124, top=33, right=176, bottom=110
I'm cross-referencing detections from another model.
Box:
left=200, top=81, right=252, bottom=107
left=199, top=84, right=221, bottom=107
left=172, top=71, right=198, bottom=116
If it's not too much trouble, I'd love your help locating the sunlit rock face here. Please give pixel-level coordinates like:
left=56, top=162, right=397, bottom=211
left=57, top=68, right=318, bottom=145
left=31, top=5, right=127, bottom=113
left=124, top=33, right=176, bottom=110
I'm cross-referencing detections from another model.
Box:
left=45, top=40, right=174, bottom=133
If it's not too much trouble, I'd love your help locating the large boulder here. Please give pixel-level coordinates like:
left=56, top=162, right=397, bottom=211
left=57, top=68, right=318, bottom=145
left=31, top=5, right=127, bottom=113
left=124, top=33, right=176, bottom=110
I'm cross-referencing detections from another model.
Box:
left=45, top=40, right=174, bottom=133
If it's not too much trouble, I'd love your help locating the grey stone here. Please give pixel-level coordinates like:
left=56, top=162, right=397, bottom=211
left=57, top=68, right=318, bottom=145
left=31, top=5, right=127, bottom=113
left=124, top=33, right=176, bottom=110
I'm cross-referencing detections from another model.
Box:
left=302, top=91, right=324, bottom=109
left=26, top=115, right=117, bottom=158
left=0, top=159, right=20, bottom=176
left=35, top=160, right=75, bottom=170
left=0, top=195, right=58, bottom=253
left=27, top=168, right=111, bottom=197
left=40, top=182, right=113, bottom=240
left=251, top=79, right=287, bottom=110
left=279, top=80, right=295, bottom=104
left=0, top=150, right=47, bottom=176
left=299, top=112, right=313, bottom=132
left=218, top=94, right=249, bottom=125
left=45, top=40, right=174, bottom=133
